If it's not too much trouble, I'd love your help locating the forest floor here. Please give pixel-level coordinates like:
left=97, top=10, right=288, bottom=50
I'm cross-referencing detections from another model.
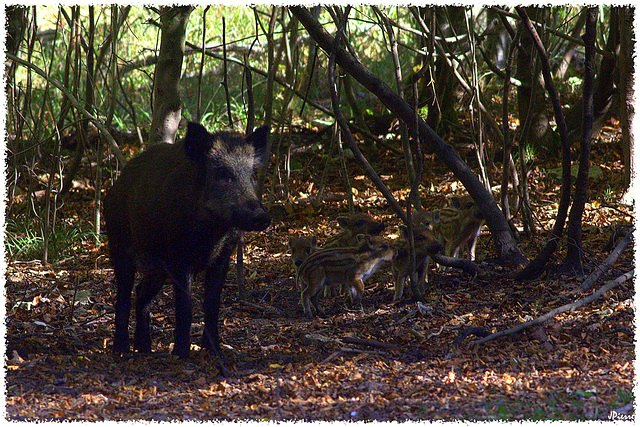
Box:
left=4, top=121, right=635, bottom=421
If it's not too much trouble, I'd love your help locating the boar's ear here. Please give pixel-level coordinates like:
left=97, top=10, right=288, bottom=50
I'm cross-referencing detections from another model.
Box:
left=398, top=224, right=408, bottom=237
left=184, top=122, right=213, bottom=160
left=362, top=234, right=375, bottom=248
left=247, top=125, right=270, bottom=160
left=396, top=246, right=407, bottom=260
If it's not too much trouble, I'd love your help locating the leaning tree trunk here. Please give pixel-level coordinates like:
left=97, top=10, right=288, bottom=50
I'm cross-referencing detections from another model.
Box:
left=290, top=5, right=527, bottom=267
left=148, top=6, right=194, bottom=146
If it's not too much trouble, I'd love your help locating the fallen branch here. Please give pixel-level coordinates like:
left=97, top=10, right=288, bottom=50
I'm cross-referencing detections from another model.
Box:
left=290, top=6, right=525, bottom=265
left=338, top=347, right=389, bottom=357
left=320, top=350, right=343, bottom=364
left=238, top=300, right=284, bottom=317
left=342, top=336, right=397, bottom=350
left=475, top=269, right=634, bottom=345
left=574, top=227, right=634, bottom=293
left=431, top=253, right=480, bottom=276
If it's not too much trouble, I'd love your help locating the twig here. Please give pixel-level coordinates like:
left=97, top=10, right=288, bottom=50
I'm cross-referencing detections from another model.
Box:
left=7, top=53, right=126, bottom=164
left=475, top=269, right=634, bottom=345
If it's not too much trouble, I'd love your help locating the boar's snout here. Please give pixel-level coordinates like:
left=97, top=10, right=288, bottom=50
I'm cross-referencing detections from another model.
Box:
left=248, top=209, right=271, bottom=231
left=428, top=241, right=444, bottom=255
left=237, top=200, right=270, bottom=231
left=372, top=222, right=386, bottom=235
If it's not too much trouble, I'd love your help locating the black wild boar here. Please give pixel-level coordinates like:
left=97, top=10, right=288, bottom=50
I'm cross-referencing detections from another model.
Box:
left=104, top=122, right=270, bottom=372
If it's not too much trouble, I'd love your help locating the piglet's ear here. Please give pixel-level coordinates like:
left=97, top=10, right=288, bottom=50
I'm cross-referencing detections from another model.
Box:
left=184, top=122, right=213, bottom=160
left=450, top=196, right=462, bottom=209
left=336, top=216, right=350, bottom=229
left=247, top=125, right=270, bottom=161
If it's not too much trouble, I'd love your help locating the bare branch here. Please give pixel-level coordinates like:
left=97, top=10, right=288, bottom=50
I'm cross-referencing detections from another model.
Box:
left=7, top=52, right=126, bottom=165
left=475, top=270, right=634, bottom=345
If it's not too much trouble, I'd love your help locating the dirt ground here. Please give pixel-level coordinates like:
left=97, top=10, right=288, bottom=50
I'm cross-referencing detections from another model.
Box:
left=4, top=131, right=635, bottom=421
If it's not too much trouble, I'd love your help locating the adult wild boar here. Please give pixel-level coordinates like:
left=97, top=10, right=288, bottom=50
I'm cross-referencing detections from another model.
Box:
left=104, top=122, right=270, bottom=373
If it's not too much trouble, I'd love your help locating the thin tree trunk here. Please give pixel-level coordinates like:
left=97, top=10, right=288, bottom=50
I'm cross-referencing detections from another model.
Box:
left=44, top=5, right=81, bottom=263
left=514, top=6, right=573, bottom=280
left=618, top=7, right=634, bottom=194
left=500, top=38, right=514, bottom=222
left=222, top=17, right=233, bottom=128
left=195, top=6, right=209, bottom=123
left=256, top=7, right=278, bottom=199
left=565, top=8, right=597, bottom=269
left=374, top=7, right=418, bottom=208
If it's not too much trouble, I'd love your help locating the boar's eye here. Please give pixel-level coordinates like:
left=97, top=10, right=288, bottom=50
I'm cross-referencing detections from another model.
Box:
left=211, top=167, right=234, bottom=183
left=356, top=220, right=365, bottom=227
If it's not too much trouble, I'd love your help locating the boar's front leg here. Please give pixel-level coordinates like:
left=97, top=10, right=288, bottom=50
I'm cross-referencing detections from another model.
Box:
left=133, top=266, right=166, bottom=353
left=201, top=233, right=238, bottom=374
left=171, top=269, right=194, bottom=358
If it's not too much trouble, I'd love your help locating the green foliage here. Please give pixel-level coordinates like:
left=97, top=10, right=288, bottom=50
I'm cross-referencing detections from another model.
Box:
left=5, top=217, right=99, bottom=262
left=5, top=220, right=43, bottom=261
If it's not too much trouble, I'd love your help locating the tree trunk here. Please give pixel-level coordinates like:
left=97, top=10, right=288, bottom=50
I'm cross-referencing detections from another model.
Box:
left=514, top=7, right=573, bottom=280
left=291, top=5, right=527, bottom=267
left=565, top=7, right=597, bottom=269
left=515, top=7, right=549, bottom=149
left=148, top=6, right=194, bottom=146
left=5, top=5, right=27, bottom=57
left=617, top=7, right=634, bottom=194
left=564, top=8, right=619, bottom=146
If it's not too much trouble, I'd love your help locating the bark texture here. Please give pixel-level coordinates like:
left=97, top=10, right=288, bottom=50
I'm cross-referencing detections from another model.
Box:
left=148, top=6, right=194, bottom=146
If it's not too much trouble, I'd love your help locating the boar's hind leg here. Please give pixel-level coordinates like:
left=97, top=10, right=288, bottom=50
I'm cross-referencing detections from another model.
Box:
left=393, top=272, right=406, bottom=303
left=113, top=253, right=136, bottom=354
left=133, top=267, right=166, bottom=353
left=311, top=292, right=325, bottom=317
